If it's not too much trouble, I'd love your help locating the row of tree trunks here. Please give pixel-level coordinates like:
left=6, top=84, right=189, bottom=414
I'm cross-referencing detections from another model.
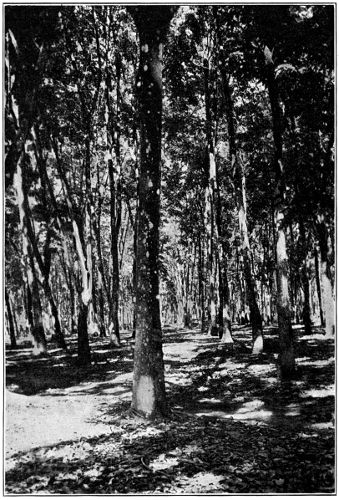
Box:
left=220, top=67, right=263, bottom=353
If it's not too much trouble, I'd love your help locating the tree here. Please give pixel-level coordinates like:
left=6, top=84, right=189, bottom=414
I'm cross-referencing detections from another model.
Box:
left=127, top=6, right=177, bottom=418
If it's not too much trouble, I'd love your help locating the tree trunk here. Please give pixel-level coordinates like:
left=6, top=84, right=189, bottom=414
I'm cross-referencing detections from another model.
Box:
left=108, top=157, right=121, bottom=344
left=299, top=218, right=312, bottom=335
left=77, top=302, right=91, bottom=366
left=264, top=46, right=295, bottom=377
left=317, top=216, right=334, bottom=337
left=14, top=155, right=47, bottom=355
left=29, top=252, right=48, bottom=355
left=128, top=6, right=176, bottom=418
left=5, top=289, right=17, bottom=349
left=198, top=232, right=206, bottom=332
left=203, top=56, right=222, bottom=338
left=219, top=247, right=233, bottom=343
left=314, top=246, right=325, bottom=327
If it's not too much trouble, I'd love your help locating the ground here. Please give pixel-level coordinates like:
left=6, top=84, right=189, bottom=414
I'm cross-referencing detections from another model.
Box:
left=5, top=324, right=335, bottom=494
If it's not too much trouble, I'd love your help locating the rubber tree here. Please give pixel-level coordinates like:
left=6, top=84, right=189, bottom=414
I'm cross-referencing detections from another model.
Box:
left=127, top=6, right=177, bottom=418
left=264, top=45, right=295, bottom=377
left=203, top=43, right=233, bottom=343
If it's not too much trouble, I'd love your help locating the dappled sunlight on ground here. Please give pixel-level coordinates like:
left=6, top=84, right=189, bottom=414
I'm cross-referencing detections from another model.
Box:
left=5, top=323, right=335, bottom=493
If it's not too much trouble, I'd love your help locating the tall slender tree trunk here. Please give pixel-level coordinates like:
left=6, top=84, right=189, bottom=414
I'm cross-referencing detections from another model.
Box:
left=108, top=157, right=121, bottom=344
left=198, top=232, right=206, bottom=332
left=203, top=56, right=224, bottom=338
left=264, top=46, right=295, bottom=377
left=105, top=53, right=122, bottom=345
left=128, top=6, right=176, bottom=418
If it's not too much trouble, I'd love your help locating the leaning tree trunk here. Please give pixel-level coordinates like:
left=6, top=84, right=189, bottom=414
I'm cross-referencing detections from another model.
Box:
left=128, top=6, right=176, bottom=419
left=264, top=46, right=295, bottom=377
left=5, top=289, right=17, bottom=349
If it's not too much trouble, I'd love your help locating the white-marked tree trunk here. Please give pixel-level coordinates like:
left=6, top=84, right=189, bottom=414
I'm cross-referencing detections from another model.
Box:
left=128, top=6, right=176, bottom=418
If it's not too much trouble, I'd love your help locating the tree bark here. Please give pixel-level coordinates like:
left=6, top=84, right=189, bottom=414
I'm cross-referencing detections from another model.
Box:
left=128, top=6, right=176, bottom=418
left=264, top=47, right=295, bottom=377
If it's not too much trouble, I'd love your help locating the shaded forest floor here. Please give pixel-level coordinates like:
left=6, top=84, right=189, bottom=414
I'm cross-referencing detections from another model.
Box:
left=5, top=324, right=335, bottom=494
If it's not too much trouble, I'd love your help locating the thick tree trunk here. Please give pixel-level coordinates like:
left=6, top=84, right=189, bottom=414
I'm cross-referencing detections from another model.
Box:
left=5, top=289, right=17, bottom=349
left=128, top=6, right=176, bottom=418
left=265, top=46, right=295, bottom=377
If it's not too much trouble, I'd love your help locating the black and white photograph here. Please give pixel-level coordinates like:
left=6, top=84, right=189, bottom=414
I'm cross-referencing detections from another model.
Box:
left=4, top=3, right=335, bottom=494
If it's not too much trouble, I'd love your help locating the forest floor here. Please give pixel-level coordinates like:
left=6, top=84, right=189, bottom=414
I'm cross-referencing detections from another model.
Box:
left=5, top=324, right=335, bottom=494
